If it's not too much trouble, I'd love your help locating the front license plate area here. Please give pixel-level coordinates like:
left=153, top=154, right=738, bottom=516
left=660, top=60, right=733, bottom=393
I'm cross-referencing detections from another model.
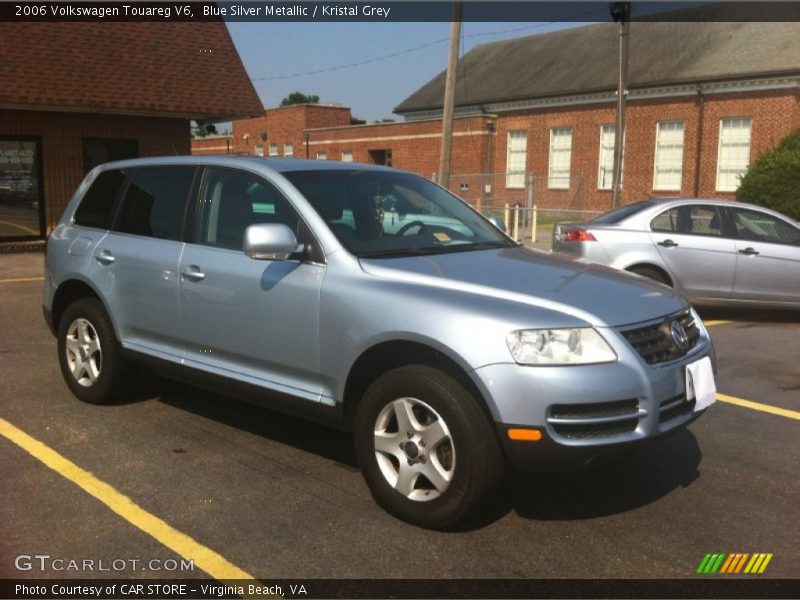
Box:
left=687, top=356, right=716, bottom=412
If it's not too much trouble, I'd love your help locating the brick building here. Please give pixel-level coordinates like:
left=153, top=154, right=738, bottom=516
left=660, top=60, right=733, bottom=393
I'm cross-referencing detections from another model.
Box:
left=203, top=10, right=799, bottom=213
left=0, top=21, right=261, bottom=242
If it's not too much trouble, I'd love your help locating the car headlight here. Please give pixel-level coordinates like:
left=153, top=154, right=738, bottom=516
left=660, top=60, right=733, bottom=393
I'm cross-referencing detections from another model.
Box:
left=506, top=328, right=617, bottom=365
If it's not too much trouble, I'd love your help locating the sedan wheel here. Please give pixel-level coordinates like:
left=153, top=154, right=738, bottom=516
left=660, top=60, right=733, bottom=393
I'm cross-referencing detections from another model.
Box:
left=65, top=318, right=102, bottom=387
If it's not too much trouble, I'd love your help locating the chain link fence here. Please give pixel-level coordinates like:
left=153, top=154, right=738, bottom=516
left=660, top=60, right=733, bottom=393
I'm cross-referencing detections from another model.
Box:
left=437, top=172, right=607, bottom=249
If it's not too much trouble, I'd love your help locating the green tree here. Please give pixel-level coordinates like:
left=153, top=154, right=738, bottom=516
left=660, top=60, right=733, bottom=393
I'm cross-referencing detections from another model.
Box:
left=280, top=92, right=320, bottom=106
left=736, top=129, right=800, bottom=220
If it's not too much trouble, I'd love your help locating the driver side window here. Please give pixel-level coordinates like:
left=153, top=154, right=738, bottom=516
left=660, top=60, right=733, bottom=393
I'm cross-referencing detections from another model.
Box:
left=732, top=208, right=800, bottom=245
left=196, top=168, right=301, bottom=251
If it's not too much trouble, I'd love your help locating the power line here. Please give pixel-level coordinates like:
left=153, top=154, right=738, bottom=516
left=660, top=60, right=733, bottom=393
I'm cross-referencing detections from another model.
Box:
left=251, top=8, right=606, bottom=82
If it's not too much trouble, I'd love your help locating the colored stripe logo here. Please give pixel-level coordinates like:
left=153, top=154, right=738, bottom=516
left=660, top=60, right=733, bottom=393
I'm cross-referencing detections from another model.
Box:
left=697, top=553, right=773, bottom=574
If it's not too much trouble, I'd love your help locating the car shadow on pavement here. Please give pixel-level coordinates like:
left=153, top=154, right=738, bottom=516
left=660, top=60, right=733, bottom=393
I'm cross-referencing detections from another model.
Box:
left=452, top=429, right=702, bottom=531
left=146, top=376, right=702, bottom=531
left=154, top=377, right=360, bottom=469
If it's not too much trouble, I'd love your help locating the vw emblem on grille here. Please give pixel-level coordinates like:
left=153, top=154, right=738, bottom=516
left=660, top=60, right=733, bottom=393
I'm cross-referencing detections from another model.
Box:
left=670, top=320, right=689, bottom=352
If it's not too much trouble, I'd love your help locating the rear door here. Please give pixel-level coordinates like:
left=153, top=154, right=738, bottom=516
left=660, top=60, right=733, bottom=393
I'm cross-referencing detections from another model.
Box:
left=178, top=167, right=326, bottom=399
left=728, top=206, right=800, bottom=305
left=648, top=203, right=737, bottom=299
left=94, top=165, right=197, bottom=359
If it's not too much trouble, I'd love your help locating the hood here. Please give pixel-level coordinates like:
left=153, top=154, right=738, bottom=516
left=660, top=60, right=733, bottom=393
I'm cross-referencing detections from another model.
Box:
left=360, top=247, right=686, bottom=327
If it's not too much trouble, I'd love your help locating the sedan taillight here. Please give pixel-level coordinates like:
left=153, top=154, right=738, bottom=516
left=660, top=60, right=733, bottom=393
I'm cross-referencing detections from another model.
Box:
left=562, top=228, right=597, bottom=242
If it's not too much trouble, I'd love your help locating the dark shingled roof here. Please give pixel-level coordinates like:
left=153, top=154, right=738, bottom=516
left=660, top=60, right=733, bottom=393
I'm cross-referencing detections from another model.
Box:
left=0, top=22, right=263, bottom=120
left=395, top=8, right=800, bottom=114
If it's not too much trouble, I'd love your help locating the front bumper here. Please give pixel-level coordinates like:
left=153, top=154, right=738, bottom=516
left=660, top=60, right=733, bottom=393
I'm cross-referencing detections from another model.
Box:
left=471, top=329, right=714, bottom=471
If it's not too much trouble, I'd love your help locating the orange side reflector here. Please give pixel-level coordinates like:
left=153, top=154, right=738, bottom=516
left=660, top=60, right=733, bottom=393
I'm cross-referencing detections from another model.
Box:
left=507, top=428, right=542, bottom=442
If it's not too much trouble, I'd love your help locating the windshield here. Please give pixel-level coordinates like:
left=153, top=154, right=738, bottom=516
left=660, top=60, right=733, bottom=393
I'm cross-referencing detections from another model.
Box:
left=282, top=169, right=515, bottom=258
left=589, top=200, right=659, bottom=224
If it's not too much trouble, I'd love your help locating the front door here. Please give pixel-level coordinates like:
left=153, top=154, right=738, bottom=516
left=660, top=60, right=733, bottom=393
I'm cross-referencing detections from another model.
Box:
left=179, top=167, right=325, bottom=400
left=728, top=206, right=800, bottom=305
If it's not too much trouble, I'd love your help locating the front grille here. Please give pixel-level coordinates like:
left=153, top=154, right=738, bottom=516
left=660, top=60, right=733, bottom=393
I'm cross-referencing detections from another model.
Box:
left=658, top=393, right=696, bottom=423
left=548, top=399, right=640, bottom=440
left=620, top=310, right=700, bottom=365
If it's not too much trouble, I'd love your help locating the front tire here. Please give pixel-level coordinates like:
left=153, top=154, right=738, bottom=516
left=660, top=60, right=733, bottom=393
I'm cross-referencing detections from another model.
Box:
left=57, top=298, right=131, bottom=404
left=354, top=365, right=503, bottom=529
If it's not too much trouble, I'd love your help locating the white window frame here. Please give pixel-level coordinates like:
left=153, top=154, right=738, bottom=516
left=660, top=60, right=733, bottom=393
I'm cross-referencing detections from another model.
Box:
left=548, top=127, right=572, bottom=189
left=316, top=151, right=327, bottom=160
left=505, top=130, right=527, bottom=189
left=254, top=144, right=264, bottom=157
left=341, top=150, right=353, bottom=162
left=597, top=125, right=615, bottom=190
left=284, top=143, right=294, bottom=157
left=653, top=120, right=685, bottom=191
left=268, top=143, right=278, bottom=156
left=716, top=117, right=752, bottom=192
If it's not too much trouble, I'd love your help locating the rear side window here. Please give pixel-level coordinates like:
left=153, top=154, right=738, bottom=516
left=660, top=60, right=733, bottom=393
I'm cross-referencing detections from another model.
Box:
left=651, top=205, right=723, bottom=237
left=115, top=166, right=195, bottom=240
left=73, top=169, right=125, bottom=229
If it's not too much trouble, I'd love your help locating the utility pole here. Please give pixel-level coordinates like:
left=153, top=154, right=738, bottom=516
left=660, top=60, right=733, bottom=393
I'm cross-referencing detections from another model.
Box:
left=610, top=2, right=631, bottom=207
left=438, top=2, right=462, bottom=190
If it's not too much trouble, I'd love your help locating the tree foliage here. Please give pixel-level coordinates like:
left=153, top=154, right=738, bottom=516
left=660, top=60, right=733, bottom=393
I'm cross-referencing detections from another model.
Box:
left=280, top=92, right=320, bottom=106
left=736, top=129, right=800, bottom=220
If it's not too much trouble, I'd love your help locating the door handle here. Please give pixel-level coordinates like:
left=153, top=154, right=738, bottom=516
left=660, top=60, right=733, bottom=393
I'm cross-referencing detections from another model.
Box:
left=738, top=247, right=760, bottom=256
left=95, top=250, right=115, bottom=265
left=657, top=239, right=678, bottom=248
left=181, top=267, right=205, bottom=281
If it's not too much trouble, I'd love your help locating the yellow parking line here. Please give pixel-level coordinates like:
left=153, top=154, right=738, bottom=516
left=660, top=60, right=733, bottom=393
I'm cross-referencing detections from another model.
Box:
left=703, top=320, right=731, bottom=327
left=716, top=393, right=800, bottom=421
left=0, top=277, right=45, bottom=284
left=0, top=416, right=257, bottom=582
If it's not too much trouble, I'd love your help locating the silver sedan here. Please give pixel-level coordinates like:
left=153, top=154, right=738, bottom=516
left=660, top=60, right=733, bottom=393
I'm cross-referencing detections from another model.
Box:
left=553, top=198, right=800, bottom=308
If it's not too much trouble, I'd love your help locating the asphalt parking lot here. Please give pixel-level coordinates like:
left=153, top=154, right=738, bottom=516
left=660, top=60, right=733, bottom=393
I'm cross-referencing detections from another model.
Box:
left=1, top=251, right=798, bottom=587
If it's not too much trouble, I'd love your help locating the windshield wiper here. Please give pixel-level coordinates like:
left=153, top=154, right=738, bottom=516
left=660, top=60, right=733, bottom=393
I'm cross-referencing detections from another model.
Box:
left=358, top=247, right=431, bottom=258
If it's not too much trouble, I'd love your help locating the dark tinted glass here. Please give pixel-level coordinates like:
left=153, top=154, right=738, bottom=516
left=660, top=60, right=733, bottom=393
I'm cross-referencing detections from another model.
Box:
left=74, top=169, right=125, bottom=229
left=116, top=166, right=195, bottom=240
left=590, top=201, right=658, bottom=224
left=651, top=206, right=723, bottom=237
left=196, top=168, right=301, bottom=250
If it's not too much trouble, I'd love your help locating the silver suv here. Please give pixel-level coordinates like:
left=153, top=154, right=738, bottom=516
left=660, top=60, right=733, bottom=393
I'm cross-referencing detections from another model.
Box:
left=44, top=157, right=716, bottom=528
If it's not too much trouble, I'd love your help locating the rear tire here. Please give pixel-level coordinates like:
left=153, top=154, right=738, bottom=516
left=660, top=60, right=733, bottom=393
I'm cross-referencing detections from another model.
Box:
left=629, top=265, right=671, bottom=286
left=57, top=298, right=132, bottom=404
left=354, top=364, right=503, bottom=529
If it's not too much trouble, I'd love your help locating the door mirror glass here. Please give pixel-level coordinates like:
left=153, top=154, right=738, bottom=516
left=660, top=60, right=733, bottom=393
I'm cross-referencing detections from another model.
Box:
left=244, top=223, right=303, bottom=260
left=487, top=216, right=507, bottom=232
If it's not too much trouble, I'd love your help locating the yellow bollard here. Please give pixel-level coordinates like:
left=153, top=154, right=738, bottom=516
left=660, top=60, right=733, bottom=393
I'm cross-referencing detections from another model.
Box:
left=504, top=204, right=510, bottom=232
left=531, top=207, right=538, bottom=244
left=513, top=206, right=520, bottom=241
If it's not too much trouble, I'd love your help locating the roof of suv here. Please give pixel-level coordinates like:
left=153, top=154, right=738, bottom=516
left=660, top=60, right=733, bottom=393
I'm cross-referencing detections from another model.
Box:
left=95, top=155, right=399, bottom=174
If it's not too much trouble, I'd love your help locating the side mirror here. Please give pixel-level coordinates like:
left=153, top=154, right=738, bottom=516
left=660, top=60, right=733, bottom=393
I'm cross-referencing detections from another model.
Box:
left=487, top=216, right=507, bottom=233
left=244, top=223, right=303, bottom=261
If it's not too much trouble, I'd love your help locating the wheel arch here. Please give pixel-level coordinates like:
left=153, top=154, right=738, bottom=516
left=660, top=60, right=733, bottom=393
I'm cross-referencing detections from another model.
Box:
left=342, top=340, right=496, bottom=426
left=624, top=262, right=674, bottom=286
left=51, top=279, right=116, bottom=336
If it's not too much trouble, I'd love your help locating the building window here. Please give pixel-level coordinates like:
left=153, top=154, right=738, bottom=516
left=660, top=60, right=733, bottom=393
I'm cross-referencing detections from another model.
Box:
left=369, top=149, right=392, bottom=167
left=341, top=150, right=353, bottom=162
left=269, top=143, right=278, bottom=156
left=82, top=137, right=139, bottom=174
left=548, top=127, right=572, bottom=189
left=505, top=131, right=527, bottom=189
left=316, top=151, right=327, bottom=160
left=0, top=137, right=44, bottom=239
left=597, top=125, right=616, bottom=190
left=716, top=117, right=752, bottom=192
left=255, top=144, right=264, bottom=157
left=653, top=121, right=685, bottom=191
left=284, top=143, right=294, bottom=157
